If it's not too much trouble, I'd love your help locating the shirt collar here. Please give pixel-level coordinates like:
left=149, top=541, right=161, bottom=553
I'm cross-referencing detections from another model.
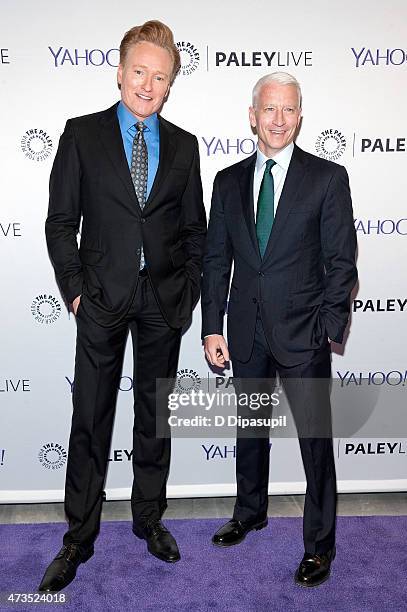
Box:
left=117, top=101, right=159, bottom=135
left=255, top=141, right=295, bottom=173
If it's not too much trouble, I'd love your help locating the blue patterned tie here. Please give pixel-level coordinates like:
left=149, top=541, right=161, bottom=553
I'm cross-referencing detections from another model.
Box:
left=130, top=121, right=148, bottom=269
left=256, top=159, right=276, bottom=258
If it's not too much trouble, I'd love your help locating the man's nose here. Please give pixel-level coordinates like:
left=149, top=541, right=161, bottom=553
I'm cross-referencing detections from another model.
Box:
left=273, top=109, right=285, bottom=126
left=142, top=75, right=153, bottom=91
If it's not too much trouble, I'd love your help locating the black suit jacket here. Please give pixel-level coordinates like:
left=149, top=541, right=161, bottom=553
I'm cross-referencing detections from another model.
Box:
left=201, top=145, right=357, bottom=366
left=46, top=103, right=206, bottom=328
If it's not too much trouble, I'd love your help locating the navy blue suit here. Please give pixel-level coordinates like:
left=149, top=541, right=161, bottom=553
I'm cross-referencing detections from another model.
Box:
left=202, top=144, right=357, bottom=554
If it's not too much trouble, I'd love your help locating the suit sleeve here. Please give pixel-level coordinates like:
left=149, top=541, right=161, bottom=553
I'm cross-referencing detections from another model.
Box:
left=201, top=172, right=233, bottom=338
left=179, top=136, right=207, bottom=308
left=45, top=119, right=83, bottom=305
left=320, top=165, right=358, bottom=343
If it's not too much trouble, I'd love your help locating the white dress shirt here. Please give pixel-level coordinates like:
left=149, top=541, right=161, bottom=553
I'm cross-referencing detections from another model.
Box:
left=253, top=141, right=294, bottom=219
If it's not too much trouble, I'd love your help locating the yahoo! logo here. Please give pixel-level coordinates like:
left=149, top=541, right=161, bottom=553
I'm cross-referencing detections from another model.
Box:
left=202, top=444, right=236, bottom=460
left=65, top=375, right=133, bottom=393
left=202, top=442, right=272, bottom=460
left=352, top=47, right=407, bottom=68
left=337, top=370, right=407, bottom=387
left=201, top=137, right=256, bottom=156
left=355, top=218, right=407, bottom=235
left=48, top=46, right=119, bottom=68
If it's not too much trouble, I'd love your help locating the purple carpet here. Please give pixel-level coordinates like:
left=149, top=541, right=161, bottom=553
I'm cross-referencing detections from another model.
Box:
left=1, top=516, right=406, bottom=611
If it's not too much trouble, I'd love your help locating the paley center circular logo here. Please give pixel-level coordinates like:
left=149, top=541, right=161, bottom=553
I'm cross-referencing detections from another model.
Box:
left=21, top=129, right=53, bottom=162
left=176, top=41, right=200, bottom=76
left=315, top=129, right=346, bottom=161
left=175, top=368, right=201, bottom=393
left=38, top=442, right=67, bottom=470
left=31, top=294, right=62, bottom=324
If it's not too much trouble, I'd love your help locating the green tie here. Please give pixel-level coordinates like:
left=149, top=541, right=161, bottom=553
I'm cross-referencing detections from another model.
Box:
left=256, top=159, right=276, bottom=258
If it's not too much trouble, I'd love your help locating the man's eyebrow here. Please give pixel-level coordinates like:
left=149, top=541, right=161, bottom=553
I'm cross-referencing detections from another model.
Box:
left=131, top=63, right=169, bottom=76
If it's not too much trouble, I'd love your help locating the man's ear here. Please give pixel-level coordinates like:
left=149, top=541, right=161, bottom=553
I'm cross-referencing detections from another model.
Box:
left=249, top=106, right=256, bottom=129
left=117, top=64, right=123, bottom=90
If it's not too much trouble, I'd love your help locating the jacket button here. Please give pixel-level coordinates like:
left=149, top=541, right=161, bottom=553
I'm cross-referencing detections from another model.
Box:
left=252, top=298, right=257, bottom=304
left=258, top=271, right=264, bottom=276
left=140, top=218, right=146, bottom=224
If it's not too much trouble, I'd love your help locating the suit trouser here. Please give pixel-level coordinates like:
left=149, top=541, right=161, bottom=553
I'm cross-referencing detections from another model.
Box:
left=232, top=315, right=336, bottom=555
left=63, top=273, right=181, bottom=549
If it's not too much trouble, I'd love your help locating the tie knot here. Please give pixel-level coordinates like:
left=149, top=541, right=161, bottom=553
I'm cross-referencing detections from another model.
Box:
left=265, top=159, right=276, bottom=172
left=136, top=121, right=146, bottom=132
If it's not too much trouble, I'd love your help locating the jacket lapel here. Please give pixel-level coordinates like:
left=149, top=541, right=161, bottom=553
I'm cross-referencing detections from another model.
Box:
left=238, top=153, right=262, bottom=262
left=98, top=103, right=140, bottom=213
left=143, top=116, right=176, bottom=212
left=262, top=144, right=308, bottom=261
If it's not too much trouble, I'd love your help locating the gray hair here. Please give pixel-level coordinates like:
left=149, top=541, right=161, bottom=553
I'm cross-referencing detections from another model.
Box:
left=252, top=72, right=302, bottom=109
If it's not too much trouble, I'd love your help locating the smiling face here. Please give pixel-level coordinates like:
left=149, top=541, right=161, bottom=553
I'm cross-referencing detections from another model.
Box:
left=249, top=82, right=302, bottom=157
left=117, top=41, right=173, bottom=120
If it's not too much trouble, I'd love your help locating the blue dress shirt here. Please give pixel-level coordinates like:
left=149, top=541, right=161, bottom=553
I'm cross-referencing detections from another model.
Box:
left=117, top=101, right=160, bottom=199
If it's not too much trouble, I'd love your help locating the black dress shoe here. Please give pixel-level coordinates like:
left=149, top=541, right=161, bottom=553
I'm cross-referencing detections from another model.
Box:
left=212, top=518, right=268, bottom=547
left=294, top=548, right=336, bottom=587
left=133, top=520, right=180, bottom=563
left=38, top=543, right=94, bottom=592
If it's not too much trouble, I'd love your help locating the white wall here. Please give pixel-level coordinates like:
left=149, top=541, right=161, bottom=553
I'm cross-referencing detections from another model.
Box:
left=1, top=0, right=407, bottom=502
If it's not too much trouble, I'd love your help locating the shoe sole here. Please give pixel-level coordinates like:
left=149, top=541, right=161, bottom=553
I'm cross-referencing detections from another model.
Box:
left=147, top=546, right=181, bottom=563
left=212, top=519, right=268, bottom=547
left=38, top=576, right=76, bottom=594
left=81, top=548, right=94, bottom=563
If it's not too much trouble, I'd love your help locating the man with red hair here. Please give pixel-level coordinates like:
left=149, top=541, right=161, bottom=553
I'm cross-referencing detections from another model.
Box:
left=39, top=20, right=206, bottom=592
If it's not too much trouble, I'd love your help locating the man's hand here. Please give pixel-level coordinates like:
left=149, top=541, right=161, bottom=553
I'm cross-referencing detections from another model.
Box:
left=72, top=295, right=81, bottom=315
left=204, top=335, right=230, bottom=368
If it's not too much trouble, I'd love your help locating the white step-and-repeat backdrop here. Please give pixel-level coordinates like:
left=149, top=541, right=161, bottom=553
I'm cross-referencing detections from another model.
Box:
left=1, top=0, right=406, bottom=502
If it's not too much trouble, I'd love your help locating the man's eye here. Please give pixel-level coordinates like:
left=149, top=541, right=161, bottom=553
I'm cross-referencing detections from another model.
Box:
left=155, top=75, right=163, bottom=81
left=265, top=107, right=275, bottom=112
left=135, top=69, right=143, bottom=75
left=285, top=107, right=294, bottom=113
